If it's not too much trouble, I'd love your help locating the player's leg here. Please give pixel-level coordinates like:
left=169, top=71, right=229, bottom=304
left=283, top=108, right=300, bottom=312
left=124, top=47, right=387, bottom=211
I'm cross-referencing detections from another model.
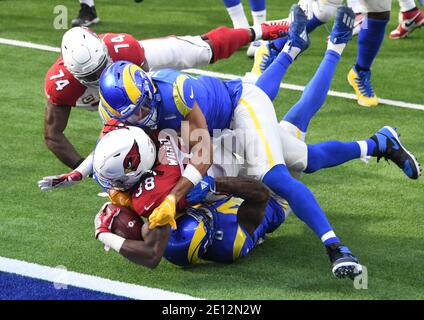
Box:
left=347, top=0, right=392, bottom=107
left=390, top=0, right=424, bottom=39
left=232, top=83, right=362, bottom=279
left=254, top=5, right=310, bottom=101
left=246, top=0, right=267, bottom=57
left=224, top=0, right=250, bottom=28
left=282, top=6, right=355, bottom=137
left=251, top=0, right=344, bottom=76
left=304, top=127, right=421, bottom=179
left=262, top=163, right=362, bottom=279
left=72, top=0, right=99, bottom=27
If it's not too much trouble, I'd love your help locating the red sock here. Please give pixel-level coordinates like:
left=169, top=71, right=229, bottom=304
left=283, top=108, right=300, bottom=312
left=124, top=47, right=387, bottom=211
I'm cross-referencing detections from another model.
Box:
left=203, top=26, right=251, bottom=63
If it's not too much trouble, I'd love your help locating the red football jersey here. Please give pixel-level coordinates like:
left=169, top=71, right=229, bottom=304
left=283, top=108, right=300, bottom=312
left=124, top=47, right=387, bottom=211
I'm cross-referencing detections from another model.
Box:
left=131, top=136, right=187, bottom=217
left=44, top=33, right=145, bottom=108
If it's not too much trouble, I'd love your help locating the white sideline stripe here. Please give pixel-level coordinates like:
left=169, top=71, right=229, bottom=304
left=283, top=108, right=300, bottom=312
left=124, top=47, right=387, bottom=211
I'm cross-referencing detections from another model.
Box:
left=184, top=68, right=424, bottom=111
left=1, top=37, right=423, bottom=112
left=0, top=256, right=200, bottom=300
left=0, top=37, right=61, bottom=53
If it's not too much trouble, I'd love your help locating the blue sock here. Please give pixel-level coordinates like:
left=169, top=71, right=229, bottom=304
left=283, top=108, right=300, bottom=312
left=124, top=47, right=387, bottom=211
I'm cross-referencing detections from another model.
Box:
left=283, top=50, right=340, bottom=132
left=306, top=15, right=324, bottom=33
left=223, top=0, right=241, bottom=8
left=366, top=138, right=377, bottom=156
left=263, top=164, right=337, bottom=243
left=255, top=51, right=292, bottom=101
left=356, top=17, right=389, bottom=70
left=305, top=141, right=361, bottom=173
left=249, top=0, right=265, bottom=12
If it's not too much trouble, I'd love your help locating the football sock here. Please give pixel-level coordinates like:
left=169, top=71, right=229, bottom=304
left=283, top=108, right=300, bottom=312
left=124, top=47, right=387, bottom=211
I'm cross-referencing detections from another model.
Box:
left=250, top=0, right=266, bottom=25
left=283, top=50, right=340, bottom=132
left=263, top=164, right=339, bottom=245
left=305, top=141, right=361, bottom=173
left=225, top=1, right=250, bottom=29
left=356, top=17, right=389, bottom=71
left=204, top=26, right=251, bottom=62
left=255, top=51, right=292, bottom=101
left=305, top=138, right=378, bottom=173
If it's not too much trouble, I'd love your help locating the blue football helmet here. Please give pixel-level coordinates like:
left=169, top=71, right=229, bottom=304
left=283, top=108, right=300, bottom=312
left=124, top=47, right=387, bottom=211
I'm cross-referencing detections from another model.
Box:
left=99, top=60, right=160, bottom=128
left=164, top=207, right=213, bottom=266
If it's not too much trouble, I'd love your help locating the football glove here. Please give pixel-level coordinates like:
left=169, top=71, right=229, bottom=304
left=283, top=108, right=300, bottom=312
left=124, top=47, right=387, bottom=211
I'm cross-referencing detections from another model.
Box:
left=186, top=176, right=216, bottom=204
left=94, top=202, right=120, bottom=239
left=38, top=170, right=83, bottom=191
left=148, top=194, right=177, bottom=229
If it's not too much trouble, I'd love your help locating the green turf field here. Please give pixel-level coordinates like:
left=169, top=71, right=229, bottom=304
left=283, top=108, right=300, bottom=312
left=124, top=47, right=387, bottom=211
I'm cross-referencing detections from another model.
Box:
left=0, top=0, right=423, bottom=300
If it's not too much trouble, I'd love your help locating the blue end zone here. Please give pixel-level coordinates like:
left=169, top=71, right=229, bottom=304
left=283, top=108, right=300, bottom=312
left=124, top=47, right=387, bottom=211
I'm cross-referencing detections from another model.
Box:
left=0, top=271, right=129, bottom=300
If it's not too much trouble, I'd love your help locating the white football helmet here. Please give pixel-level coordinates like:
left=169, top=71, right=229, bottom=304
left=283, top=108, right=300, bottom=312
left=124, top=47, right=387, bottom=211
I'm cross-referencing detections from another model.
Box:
left=93, top=126, right=157, bottom=191
left=61, top=27, right=111, bottom=88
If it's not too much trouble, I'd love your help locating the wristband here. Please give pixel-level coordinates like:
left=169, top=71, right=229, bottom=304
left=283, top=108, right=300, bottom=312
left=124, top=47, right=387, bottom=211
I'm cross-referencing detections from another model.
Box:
left=182, top=164, right=203, bottom=186
left=98, top=233, right=125, bottom=253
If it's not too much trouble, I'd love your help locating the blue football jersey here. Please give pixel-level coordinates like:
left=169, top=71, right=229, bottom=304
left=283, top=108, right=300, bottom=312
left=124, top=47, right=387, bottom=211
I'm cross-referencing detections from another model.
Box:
left=164, top=196, right=286, bottom=266
left=203, top=196, right=286, bottom=263
left=150, top=69, right=243, bottom=135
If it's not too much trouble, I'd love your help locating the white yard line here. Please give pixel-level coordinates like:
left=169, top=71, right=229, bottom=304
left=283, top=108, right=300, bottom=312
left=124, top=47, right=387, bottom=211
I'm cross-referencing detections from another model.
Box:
left=1, top=36, right=423, bottom=111
left=0, top=256, right=200, bottom=300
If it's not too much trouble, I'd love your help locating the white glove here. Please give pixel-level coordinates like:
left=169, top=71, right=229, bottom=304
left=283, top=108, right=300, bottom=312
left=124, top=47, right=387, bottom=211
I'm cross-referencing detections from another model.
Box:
left=38, top=170, right=83, bottom=191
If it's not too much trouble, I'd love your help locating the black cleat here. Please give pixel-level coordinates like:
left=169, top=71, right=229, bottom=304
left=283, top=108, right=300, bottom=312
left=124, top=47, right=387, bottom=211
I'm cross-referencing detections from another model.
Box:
left=326, top=243, right=362, bottom=280
left=71, top=4, right=100, bottom=27
left=370, top=126, right=421, bottom=180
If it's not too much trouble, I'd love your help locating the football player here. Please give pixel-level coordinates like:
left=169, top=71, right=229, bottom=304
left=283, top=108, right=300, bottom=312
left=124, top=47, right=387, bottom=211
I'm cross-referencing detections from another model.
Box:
left=255, top=0, right=403, bottom=107
left=348, top=0, right=424, bottom=39
left=44, top=21, right=290, bottom=170
left=40, top=5, right=421, bottom=279
left=94, top=175, right=286, bottom=269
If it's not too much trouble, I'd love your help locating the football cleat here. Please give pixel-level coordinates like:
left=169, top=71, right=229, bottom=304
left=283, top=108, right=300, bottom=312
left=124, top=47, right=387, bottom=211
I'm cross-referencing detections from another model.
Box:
left=329, top=6, right=355, bottom=44
left=285, top=5, right=310, bottom=54
left=326, top=243, right=363, bottom=280
left=347, top=65, right=378, bottom=107
left=251, top=41, right=281, bottom=75
left=352, top=13, right=364, bottom=37
left=389, top=8, right=424, bottom=39
left=71, top=4, right=100, bottom=27
left=370, top=126, right=421, bottom=180
left=260, top=18, right=290, bottom=41
left=246, top=40, right=262, bottom=58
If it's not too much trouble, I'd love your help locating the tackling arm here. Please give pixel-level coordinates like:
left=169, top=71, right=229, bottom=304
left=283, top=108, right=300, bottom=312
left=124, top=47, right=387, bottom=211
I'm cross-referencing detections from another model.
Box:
left=215, top=177, right=271, bottom=235
left=148, top=103, right=212, bottom=229
left=44, top=101, right=84, bottom=169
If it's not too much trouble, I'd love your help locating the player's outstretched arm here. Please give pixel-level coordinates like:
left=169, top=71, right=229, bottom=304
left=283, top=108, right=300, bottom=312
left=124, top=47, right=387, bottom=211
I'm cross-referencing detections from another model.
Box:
left=95, top=204, right=170, bottom=269
left=38, top=152, right=94, bottom=191
left=44, top=101, right=84, bottom=169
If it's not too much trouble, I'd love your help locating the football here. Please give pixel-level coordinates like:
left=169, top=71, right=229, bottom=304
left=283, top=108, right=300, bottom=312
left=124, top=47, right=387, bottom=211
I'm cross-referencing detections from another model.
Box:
left=107, top=204, right=143, bottom=240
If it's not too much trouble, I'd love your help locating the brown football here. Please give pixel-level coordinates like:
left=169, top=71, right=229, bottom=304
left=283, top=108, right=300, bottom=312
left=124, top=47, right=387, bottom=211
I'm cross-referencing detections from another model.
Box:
left=107, top=204, right=143, bottom=240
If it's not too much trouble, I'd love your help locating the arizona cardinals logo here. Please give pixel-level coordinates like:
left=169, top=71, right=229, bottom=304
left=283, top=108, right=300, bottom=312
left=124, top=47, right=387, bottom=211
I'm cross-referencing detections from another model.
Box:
left=123, top=140, right=141, bottom=174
